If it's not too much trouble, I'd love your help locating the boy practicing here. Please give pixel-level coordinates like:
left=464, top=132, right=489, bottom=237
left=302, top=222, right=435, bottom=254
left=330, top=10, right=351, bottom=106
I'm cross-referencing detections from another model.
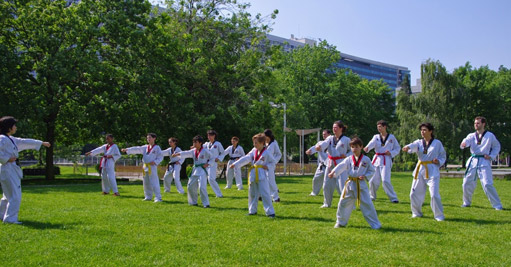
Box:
left=460, top=116, right=503, bottom=210
left=364, top=120, right=400, bottom=203
left=122, top=133, right=163, bottom=202
left=306, top=129, right=331, bottom=196
left=230, top=133, right=276, bottom=218
left=328, top=137, right=381, bottom=229
left=221, top=136, right=245, bottom=190
left=204, top=130, right=225, bottom=198
left=173, top=135, right=211, bottom=208
left=161, top=137, right=185, bottom=194
left=86, top=134, right=121, bottom=196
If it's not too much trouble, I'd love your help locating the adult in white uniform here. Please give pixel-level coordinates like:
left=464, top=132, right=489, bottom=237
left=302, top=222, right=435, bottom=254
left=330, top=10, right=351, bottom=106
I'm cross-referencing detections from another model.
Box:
left=264, top=129, right=281, bottom=202
left=173, top=135, right=211, bottom=207
left=460, top=116, right=503, bottom=210
left=204, top=130, right=225, bottom=198
left=122, top=133, right=163, bottom=202
left=364, top=120, right=400, bottom=203
left=231, top=133, right=275, bottom=217
left=328, top=137, right=381, bottom=229
left=161, top=137, right=185, bottom=194
left=0, top=116, right=50, bottom=224
left=86, top=134, right=121, bottom=196
left=221, top=136, right=245, bottom=190
left=315, top=121, right=351, bottom=208
left=306, top=129, right=331, bottom=196
left=402, top=123, right=446, bottom=221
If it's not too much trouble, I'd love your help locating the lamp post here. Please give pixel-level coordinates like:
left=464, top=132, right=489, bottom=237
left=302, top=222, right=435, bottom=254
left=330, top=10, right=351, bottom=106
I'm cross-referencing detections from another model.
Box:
left=269, top=102, right=287, bottom=175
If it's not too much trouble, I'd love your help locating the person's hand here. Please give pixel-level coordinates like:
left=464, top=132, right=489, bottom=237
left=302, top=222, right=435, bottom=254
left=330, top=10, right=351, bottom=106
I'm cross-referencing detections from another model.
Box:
left=150, top=162, right=156, bottom=165
left=8, top=157, right=17, bottom=163
left=121, top=149, right=127, bottom=153
left=340, top=154, right=346, bottom=158
left=203, top=164, right=209, bottom=168
left=432, top=158, right=439, bottom=164
left=306, top=149, right=312, bottom=155
left=261, top=165, right=268, bottom=170
left=107, top=155, right=113, bottom=159
left=171, top=153, right=180, bottom=157
left=229, top=164, right=235, bottom=169
left=42, top=142, right=51, bottom=148
left=215, top=158, right=219, bottom=162
left=359, top=176, right=365, bottom=180
left=402, top=146, right=410, bottom=152
left=460, top=142, right=466, bottom=148
left=328, top=172, right=335, bottom=178
left=85, top=152, right=92, bottom=156
left=315, top=145, right=321, bottom=151
left=363, top=147, right=369, bottom=153
left=484, top=154, right=491, bottom=160
left=385, top=151, right=391, bottom=156
left=176, top=162, right=181, bottom=165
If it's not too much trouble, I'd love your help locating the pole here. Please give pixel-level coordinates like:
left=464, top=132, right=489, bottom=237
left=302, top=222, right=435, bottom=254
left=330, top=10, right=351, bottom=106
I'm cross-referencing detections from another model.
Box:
left=283, top=103, right=287, bottom=176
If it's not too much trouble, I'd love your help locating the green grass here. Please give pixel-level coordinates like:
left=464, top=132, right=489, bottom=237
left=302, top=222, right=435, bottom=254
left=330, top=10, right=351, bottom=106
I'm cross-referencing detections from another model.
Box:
left=1, top=173, right=510, bottom=266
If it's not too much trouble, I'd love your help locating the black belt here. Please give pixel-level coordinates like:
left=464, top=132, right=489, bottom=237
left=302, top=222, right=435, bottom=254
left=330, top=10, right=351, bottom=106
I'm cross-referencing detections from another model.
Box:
left=167, top=161, right=178, bottom=169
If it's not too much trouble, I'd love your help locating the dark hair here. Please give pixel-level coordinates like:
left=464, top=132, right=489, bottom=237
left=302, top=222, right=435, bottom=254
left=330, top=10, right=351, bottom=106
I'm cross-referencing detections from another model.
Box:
left=323, top=129, right=332, bottom=134
left=349, top=137, right=364, bottom=147
left=169, top=137, right=178, bottom=144
left=192, top=135, right=205, bottom=144
left=377, top=120, right=388, bottom=128
left=418, top=123, right=435, bottom=139
left=207, top=130, right=217, bottom=138
left=147, top=133, right=157, bottom=139
left=263, top=129, right=275, bottom=143
left=252, top=133, right=266, bottom=144
left=105, top=134, right=114, bottom=139
left=231, top=136, right=239, bottom=141
left=475, top=116, right=486, bottom=125
left=0, top=116, right=17, bottom=135
left=334, top=120, right=347, bottom=132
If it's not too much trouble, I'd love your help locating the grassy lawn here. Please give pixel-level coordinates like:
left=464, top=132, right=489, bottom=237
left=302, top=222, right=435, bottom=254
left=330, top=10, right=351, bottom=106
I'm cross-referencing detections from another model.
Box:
left=1, top=172, right=510, bottom=266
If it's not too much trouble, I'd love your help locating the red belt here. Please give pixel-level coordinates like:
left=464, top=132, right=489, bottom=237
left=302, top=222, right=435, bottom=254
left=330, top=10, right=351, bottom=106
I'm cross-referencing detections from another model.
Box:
left=99, top=155, right=109, bottom=170
left=372, top=153, right=387, bottom=165
left=328, top=155, right=346, bottom=166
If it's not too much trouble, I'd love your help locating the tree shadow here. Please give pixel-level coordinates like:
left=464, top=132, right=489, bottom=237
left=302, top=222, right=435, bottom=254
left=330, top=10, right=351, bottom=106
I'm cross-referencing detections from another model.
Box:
left=274, top=215, right=332, bottom=223
left=21, top=220, right=78, bottom=230
left=445, top=217, right=511, bottom=225
left=376, top=209, right=412, bottom=215
left=208, top=206, right=247, bottom=212
left=279, top=200, right=322, bottom=205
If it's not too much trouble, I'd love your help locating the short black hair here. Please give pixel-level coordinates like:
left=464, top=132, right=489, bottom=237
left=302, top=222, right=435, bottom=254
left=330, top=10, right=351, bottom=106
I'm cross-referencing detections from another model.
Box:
left=192, top=135, right=205, bottom=144
left=264, top=129, right=275, bottom=143
left=323, top=129, right=332, bottom=134
left=334, top=120, right=347, bottom=132
left=419, top=123, right=435, bottom=138
left=105, top=133, right=114, bottom=139
left=0, top=116, right=17, bottom=135
left=207, top=130, right=217, bottom=138
left=377, top=120, right=388, bottom=127
left=147, top=133, right=157, bottom=139
left=349, top=137, right=364, bottom=147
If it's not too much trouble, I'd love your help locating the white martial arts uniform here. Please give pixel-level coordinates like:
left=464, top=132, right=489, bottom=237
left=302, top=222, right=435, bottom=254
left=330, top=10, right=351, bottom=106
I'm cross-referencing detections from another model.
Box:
left=126, top=144, right=163, bottom=202
left=266, top=140, right=282, bottom=201
left=204, top=141, right=225, bottom=197
left=221, top=144, right=245, bottom=190
left=330, top=155, right=381, bottom=229
left=233, top=147, right=276, bottom=216
left=179, top=147, right=211, bottom=207
left=317, top=135, right=352, bottom=207
left=365, top=133, right=400, bottom=202
left=405, top=138, right=446, bottom=221
left=161, top=146, right=185, bottom=194
left=460, top=131, right=502, bottom=209
left=0, top=135, right=42, bottom=223
left=88, top=143, right=121, bottom=194
left=307, top=142, right=328, bottom=196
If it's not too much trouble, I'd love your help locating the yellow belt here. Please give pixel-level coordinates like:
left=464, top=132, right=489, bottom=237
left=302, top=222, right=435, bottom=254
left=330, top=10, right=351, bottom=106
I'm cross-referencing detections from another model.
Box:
left=414, top=161, right=433, bottom=180
left=248, top=165, right=264, bottom=185
left=143, top=163, right=152, bottom=175
left=342, top=176, right=361, bottom=208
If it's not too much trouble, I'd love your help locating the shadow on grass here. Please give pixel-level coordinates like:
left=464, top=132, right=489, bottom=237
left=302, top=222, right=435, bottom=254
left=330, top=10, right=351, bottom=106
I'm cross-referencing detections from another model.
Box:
left=23, top=184, right=101, bottom=194
left=446, top=217, right=511, bottom=225
left=209, top=206, right=247, bottom=212
left=21, top=220, right=77, bottom=230
left=275, top=215, right=332, bottom=223
left=279, top=200, right=323, bottom=205
left=376, top=209, right=412, bottom=215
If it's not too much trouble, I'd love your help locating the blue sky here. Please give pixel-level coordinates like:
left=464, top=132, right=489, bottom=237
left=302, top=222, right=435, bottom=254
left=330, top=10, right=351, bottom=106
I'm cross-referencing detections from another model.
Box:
left=246, top=0, right=511, bottom=84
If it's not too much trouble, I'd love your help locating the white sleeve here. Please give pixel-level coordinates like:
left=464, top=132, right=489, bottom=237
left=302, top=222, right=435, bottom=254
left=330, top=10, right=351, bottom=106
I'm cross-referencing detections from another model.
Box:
left=389, top=135, right=401, bottom=158
left=13, top=137, right=43, bottom=152
left=153, top=146, right=163, bottom=165
left=179, top=149, right=194, bottom=159
left=406, top=140, right=420, bottom=154
left=437, top=141, right=446, bottom=166
left=489, top=134, right=501, bottom=160
left=365, top=135, right=377, bottom=151
left=364, top=158, right=375, bottom=178
left=233, top=152, right=252, bottom=168
left=332, top=157, right=349, bottom=177
left=111, top=145, right=121, bottom=162
left=88, top=145, right=106, bottom=157
left=126, top=146, right=145, bottom=155
left=0, top=139, right=10, bottom=164
left=217, top=142, right=226, bottom=161
left=272, top=142, right=282, bottom=163
left=239, top=146, right=245, bottom=156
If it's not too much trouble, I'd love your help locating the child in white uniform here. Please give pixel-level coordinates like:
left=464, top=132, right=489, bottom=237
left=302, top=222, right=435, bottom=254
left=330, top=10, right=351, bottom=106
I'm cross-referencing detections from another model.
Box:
left=122, top=133, right=163, bottom=202
left=460, top=116, right=502, bottom=210
left=204, top=130, right=225, bottom=198
left=0, top=116, right=51, bottom=224
left=173, top=135, right=211, bottom=207
left=161, top=137, right=185, bottom=194
left=328, top=137, right=381, bottom=229
left=231, top=133, right=275, bottom=217
left=86, top=134, right=121, bottom=196
left=264, top=129, right=281, bottom=202
left=315, top=121, right=351, bottom=208
left=403, top=123, right=446, bottom=221
left=221, top=136, right=245, bottom=190
left=364, top=120, right=400, bottom=203
left=306, top=129, right=331, bottom=196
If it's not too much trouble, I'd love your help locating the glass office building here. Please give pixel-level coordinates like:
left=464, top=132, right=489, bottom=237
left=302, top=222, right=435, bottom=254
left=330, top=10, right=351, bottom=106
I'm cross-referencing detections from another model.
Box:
left=266, top=34, right=410, bottom=96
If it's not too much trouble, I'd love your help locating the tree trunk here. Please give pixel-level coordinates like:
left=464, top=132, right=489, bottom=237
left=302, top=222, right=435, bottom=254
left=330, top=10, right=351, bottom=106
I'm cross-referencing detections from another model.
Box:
left=45, top=120, right=56, bottom=180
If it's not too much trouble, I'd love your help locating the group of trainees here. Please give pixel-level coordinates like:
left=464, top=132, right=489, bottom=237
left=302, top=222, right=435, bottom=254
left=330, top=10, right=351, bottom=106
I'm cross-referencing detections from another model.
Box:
left=0, top=115, right=504, bottom=227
